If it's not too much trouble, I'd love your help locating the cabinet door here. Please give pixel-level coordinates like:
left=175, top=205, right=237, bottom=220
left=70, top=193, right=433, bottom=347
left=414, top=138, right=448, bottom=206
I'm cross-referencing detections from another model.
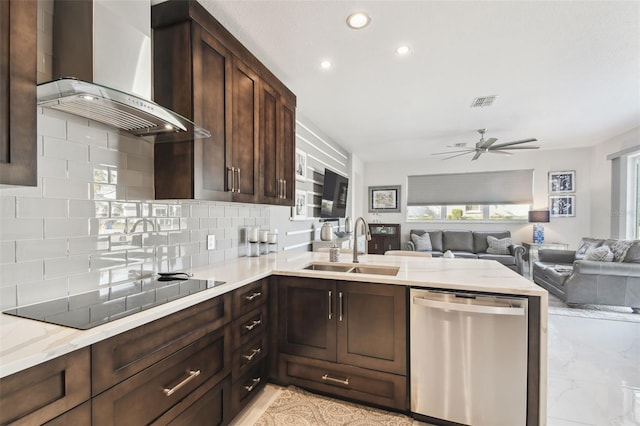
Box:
left=368, top=235, right=385, bottom=254
left=277, top=276, right=336, bottom=362
left=0, top=0, right=37, bottom=186
left=231, top=57, right=259, bottom=203
left=259, top=81, right=280, bottom=204
left=278, top=94, right=296, bottom=204
left=337, top=282, right=406, bottom=375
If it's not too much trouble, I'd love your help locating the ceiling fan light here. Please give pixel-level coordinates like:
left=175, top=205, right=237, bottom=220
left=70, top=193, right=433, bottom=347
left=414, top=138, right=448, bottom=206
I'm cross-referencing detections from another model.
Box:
left=346, top=12, right=371, bottom=29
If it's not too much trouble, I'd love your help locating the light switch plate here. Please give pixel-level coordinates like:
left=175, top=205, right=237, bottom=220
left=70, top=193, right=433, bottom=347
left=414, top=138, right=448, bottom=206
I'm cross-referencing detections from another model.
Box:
left=207, top=234, right=215, bottom=250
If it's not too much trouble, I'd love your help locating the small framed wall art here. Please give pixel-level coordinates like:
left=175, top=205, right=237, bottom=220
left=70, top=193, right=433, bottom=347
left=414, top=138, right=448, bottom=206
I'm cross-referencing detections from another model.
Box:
left=295, top=149, right=307, bottom=181
left=293, top=189, right=307, bottom=219
left=549, top=171, right=575, bottom=193
left=368, top=185, right=401, bottom=213
left=550, top=195, right=575, bottom=217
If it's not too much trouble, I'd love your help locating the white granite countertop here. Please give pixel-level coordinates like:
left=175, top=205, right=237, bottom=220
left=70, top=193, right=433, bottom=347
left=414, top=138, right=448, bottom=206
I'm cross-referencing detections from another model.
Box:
left=0, top=251, right=547, bottom=378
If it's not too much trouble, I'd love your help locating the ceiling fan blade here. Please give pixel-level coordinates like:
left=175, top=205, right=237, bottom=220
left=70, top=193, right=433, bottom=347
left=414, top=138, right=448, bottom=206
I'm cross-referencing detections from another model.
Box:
left=471, top=151, right=483, bottom=161
left=495, top=145, right=540, bottom=150
left=432, top=149, right=475, bottom=156
left=490, top=138, right=537, bottom=149
left=478, top=137, right=498, bottom=149
left=441, top=151, right=475, bottom=160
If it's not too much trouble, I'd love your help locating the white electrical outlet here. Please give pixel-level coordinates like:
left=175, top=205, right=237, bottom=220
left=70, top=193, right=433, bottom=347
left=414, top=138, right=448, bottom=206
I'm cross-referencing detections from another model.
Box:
left=207, top=234, right=215, bottom=250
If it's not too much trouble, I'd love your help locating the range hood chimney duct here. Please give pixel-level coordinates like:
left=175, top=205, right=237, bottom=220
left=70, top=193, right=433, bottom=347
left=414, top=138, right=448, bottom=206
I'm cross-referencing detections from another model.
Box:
left=37, top=0, right=210, bottom=140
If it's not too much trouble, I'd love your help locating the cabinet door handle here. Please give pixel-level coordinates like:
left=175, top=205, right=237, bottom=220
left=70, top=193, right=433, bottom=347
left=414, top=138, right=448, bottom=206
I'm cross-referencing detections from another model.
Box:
left=245, top=291, right=262, bottom=301
left=328, top=290, right=332, bottom=320
left=163, top=369, right=201, bottom=396
left=227, top=167, right=235, bottom=192
left=245, top=318, right=262, bottom=331
left=282, top=179, right=286, bottom=199
left=244, top=377, right=261, bottom=392
left=339, top=291, right=344, bottom=322
left=321, top=374, right=349, bottom=386
left=243, top=347, right=262, bottom=361
left=236, top=168, right=241, bottom=193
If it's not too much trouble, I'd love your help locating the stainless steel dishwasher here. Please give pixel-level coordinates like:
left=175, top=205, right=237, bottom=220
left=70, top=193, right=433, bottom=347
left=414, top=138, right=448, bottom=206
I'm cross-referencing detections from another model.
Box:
left=410, top=288, right=528, bottom=426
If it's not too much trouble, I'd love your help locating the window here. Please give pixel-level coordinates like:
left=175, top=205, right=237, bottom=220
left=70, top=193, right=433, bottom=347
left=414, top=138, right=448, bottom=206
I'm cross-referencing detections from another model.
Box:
left=407, top=204, right=530, bottom=222
left=629, top=154, right=640, bottom=238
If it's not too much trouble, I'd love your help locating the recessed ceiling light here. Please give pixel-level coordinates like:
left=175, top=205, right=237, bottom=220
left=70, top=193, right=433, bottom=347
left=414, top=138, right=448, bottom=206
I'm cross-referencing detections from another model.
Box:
left=346, top=12, right=371, bottom=29
left=320, top=60, right=332, bottom=70
left=396, top=45, right=411, bottom=55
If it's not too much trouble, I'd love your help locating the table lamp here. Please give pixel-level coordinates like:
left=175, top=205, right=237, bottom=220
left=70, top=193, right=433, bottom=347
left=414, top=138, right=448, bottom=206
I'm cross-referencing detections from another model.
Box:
left=528, top=210, right=550, bottom=244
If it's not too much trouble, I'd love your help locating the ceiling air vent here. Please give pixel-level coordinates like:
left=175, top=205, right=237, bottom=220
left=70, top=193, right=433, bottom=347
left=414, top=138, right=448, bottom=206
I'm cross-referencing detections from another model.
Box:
left=470, top=95, right=498, bottom=108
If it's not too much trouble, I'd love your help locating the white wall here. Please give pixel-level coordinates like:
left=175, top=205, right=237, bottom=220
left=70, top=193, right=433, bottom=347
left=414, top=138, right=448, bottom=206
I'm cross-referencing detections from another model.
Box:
left=360, top=147, right=593, bottom=249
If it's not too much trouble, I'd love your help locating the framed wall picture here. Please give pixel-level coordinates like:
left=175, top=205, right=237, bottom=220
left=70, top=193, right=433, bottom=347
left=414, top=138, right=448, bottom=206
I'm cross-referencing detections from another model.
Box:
left=550, top=195, right=575, bottom=217
left=368, top=185, right=401, bottom=212
left=295, top=149, right=307, bottom=181
left=549, top=171, right=575, bottom=193
left=293, top=190, right=307, bottom=219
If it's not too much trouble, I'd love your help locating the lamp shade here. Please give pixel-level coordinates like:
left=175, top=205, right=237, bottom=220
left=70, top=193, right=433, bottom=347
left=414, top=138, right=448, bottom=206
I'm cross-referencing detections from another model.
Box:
left=528, top=210, right=550, bottom=223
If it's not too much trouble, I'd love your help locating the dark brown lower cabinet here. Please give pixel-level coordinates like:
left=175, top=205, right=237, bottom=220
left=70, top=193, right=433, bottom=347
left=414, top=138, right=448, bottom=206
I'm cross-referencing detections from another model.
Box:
left=43, top=402, right=91, bottom=426
left=275, top=276, right=407, bottom=410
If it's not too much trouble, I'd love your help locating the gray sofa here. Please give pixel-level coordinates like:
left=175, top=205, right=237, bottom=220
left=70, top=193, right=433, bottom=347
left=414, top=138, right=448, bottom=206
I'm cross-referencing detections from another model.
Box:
left=532, top=237, right=640, bottom=312
left=406, top=229, right=526, bottom=274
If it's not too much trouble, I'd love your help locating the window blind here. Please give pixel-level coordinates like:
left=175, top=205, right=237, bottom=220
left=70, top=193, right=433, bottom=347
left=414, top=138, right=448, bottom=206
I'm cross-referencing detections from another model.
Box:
left=407, top=169, right=534, bottom=205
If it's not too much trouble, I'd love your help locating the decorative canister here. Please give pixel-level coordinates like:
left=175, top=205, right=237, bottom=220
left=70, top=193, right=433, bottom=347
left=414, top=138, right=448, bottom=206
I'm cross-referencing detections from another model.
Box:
left=320, top=222, right=334, bottom=241
left=329, top=244, right=340, bottom=262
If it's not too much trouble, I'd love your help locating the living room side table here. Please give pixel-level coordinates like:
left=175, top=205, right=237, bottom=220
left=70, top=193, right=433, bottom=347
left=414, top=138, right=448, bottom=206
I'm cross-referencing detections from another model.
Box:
left=522, top=242, right=569, bottom=276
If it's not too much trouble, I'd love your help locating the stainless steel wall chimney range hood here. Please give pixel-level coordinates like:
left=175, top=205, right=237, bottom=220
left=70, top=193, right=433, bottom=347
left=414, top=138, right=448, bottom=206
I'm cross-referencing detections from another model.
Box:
left=37, top=0, right=210, bottom=140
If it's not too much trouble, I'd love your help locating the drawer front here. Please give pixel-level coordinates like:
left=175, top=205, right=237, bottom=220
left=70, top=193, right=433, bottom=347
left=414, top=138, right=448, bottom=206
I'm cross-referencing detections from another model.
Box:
left=232, top=332, right=268, bottom=379
left=231, top=359, right=267, bottom=417
left=232, top=304, right=268, bottom=350
left=43, top=401, right=90, bottom=426
left=92, top=293, right=232, bottom=395
left=152, top=376, right=231, bottom=426
left=0, top=348, right=90, bottom=426
left=278, top=354, right=407, bottom=411
left=92, top=328, right=231, bottom=426
left=232, top=279, right=267, bottom=317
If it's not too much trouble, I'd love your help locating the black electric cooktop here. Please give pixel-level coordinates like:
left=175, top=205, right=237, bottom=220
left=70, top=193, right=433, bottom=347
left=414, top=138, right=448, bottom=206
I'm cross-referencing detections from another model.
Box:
left=3, top=278, right=226, bottom=330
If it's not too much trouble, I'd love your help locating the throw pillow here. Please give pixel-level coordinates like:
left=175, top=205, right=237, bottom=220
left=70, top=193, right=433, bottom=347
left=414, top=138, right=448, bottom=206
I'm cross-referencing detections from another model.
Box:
left=585, top=245, right=614, bottom=262
left=411, top=233, right=432, bottom=251
left=623, top=241, right=640, bottom=263
left=576, top=238, right=604, bottom=257
left=606, top=239, right=636, bottom=262
left=486, top=236, right=512, bottom=255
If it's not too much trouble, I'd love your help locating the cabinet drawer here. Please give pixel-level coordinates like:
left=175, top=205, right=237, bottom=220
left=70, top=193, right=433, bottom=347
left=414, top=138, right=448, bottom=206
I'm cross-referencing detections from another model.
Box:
left=0, top=348, right=90, bottom=426
left=92, top=293, right=232, bottom=395
left=152, top=376, right=231, bottom=426
left=231, top=359, right=267, bottom=417
left=232, top=332, right=268, bottom=379
left=43, top=401, right=90, bottom=426
left=232, top=304, right=268, bottom=350
left=92, top=328, right=231, bottom=426
left=278, top=354, right=407, bottom=411
left=233, top=279, right=267, bottom=317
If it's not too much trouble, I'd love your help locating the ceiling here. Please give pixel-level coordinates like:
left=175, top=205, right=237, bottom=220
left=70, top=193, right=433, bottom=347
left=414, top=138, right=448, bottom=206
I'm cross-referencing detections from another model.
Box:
left=189, top=0, right=639, bottom=163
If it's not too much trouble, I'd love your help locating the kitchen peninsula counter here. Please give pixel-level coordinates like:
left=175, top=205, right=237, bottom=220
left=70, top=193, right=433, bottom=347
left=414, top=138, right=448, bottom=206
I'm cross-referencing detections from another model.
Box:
left=0, top=251, right=547, bottom=379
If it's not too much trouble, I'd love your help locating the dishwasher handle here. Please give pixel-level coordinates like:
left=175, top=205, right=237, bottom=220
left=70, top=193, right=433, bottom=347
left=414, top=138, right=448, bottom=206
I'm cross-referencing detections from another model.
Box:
left=412, top=294, right=525, bottom=316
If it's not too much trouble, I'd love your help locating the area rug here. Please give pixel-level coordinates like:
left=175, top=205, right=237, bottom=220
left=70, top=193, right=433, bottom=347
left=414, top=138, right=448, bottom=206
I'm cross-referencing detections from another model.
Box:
left=254, top=386, right=425, bottom=426
left=547, top=293, right=640, bottom=323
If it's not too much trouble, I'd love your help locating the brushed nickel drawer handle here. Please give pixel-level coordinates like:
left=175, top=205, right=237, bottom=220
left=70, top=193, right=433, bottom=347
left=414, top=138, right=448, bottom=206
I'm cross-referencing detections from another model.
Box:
left=163, top=369, right=201, bottom=396
left=243, top=347, right=262, bottom=361
left=245, top=291, right=262, bottom=301
left=321, top=374, right=349, bottom=386
left=245, top=318, right=262, bottom=331
left=328, top=290, right=332, bottom=320
left=244, top=377, right=261, bottom=392
left=236, top=168, right=241, bottom=193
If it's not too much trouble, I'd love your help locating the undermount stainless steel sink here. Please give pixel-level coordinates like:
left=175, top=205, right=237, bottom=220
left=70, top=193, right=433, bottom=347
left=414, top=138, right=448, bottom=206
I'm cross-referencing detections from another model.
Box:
left=302, top=263, right=400, bottom=276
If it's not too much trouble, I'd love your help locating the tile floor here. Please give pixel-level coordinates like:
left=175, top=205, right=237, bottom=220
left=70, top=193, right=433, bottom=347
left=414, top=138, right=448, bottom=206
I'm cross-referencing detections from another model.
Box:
left=232, top=312, right=640, bottom=426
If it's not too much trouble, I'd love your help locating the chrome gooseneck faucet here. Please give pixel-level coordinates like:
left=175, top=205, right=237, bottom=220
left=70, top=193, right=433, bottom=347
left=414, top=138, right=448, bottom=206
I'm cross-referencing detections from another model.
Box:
left=352, top=217, right=371, bottom=264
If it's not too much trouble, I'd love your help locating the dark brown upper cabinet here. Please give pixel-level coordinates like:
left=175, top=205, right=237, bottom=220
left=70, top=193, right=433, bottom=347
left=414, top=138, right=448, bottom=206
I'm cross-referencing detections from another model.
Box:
left=152, top=0, right=295, bottom=205
left=0, top=0, right=37, bottom=186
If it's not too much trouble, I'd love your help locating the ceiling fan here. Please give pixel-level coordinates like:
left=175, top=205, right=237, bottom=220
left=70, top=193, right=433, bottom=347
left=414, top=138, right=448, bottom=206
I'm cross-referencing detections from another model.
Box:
left=433, top=129, right=539, bottom=161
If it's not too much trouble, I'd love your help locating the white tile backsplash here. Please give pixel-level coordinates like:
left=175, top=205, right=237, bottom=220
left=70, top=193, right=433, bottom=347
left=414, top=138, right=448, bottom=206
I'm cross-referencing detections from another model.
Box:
left=0, top=110, right=271, bottom=308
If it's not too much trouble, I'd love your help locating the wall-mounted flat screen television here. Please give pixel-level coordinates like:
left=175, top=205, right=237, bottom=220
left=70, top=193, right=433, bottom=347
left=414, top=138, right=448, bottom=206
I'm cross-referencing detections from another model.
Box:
left=320, top=168, right=349, bottom=219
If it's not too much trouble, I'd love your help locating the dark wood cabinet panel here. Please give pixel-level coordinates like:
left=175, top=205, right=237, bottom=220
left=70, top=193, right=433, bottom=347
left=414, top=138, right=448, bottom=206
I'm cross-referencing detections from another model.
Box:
left=232, top=303, right=268, bottom=350
left=0, top=0, right=37, bottom=186
left=337, top=281, right=406, bottom=375
left=232, top=278, right=268, bottom=317
left=277, top=276, right=337, bottom=362
left=368, top=224, right=401, bottom=254
left=0, top=348, right=90, bottom=426
left=43, top=401, right=90, bottom=426
left=92, top=328, right=231, bottom=426
left=92, top=292, right=232, bottom=395
left=152, top=0, right=295, bottom=205
left=231, top=359, right=268, bottom=417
